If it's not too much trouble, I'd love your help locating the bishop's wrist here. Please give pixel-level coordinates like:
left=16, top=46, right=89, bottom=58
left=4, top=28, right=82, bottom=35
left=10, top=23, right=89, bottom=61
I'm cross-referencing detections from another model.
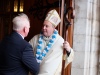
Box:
left=66, top=48, right=72, bottom=56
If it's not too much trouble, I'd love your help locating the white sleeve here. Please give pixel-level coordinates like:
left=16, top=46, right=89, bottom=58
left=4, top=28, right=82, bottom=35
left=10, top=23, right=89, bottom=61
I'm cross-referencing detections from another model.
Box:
left=65, top=48, right=74, bottom=67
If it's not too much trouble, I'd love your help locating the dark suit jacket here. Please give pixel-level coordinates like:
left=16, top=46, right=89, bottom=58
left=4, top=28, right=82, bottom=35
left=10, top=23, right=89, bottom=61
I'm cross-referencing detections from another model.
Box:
left=0, top=31, right=39, bottom=75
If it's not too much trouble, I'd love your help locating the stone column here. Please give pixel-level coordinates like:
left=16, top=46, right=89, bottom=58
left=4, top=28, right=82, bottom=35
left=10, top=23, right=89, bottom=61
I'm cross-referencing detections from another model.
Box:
left=71, top=0, right=100, bottom=75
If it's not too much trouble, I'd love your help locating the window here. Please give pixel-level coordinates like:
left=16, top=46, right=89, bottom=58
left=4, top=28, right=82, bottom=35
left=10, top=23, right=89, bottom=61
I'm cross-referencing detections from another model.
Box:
left=14, top=0, right=24, bottom=12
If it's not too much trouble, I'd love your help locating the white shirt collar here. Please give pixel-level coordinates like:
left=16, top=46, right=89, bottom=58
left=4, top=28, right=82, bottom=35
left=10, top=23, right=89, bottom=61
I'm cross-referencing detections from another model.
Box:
left=17, top=32, right=24, bottom=39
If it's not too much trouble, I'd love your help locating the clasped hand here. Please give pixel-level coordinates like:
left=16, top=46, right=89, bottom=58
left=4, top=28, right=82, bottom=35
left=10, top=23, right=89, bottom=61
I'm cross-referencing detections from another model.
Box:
left=63, top=41, right=71, bottom=53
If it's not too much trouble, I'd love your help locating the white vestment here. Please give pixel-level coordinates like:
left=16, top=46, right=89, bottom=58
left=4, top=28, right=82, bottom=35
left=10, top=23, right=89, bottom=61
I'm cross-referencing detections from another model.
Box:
left=29, top=34, right=74, bottom=75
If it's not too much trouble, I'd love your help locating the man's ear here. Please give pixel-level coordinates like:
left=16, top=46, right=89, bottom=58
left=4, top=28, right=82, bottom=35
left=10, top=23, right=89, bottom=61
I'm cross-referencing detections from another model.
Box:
left=24, top=27, right=27, bottom=32
left=22, top=27, right=26, bottom=34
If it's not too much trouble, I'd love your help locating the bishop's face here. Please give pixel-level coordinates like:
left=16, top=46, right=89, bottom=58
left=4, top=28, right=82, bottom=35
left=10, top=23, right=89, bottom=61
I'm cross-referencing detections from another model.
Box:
left=42, top=20, right=55, bottom=37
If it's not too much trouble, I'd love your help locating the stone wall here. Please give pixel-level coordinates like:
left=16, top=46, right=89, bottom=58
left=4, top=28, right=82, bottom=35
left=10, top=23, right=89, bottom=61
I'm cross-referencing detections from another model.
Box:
left=71, top=0, right=100, bottom=75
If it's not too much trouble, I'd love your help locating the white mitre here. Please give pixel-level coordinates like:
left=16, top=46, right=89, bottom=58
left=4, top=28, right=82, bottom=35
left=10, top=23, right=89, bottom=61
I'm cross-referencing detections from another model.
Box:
left=45, top=9, right=61, bottom=27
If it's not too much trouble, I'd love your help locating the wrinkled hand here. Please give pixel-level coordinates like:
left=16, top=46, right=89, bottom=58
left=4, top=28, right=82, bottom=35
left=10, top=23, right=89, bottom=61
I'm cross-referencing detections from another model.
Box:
left=63, top=41, right=71, bottom=52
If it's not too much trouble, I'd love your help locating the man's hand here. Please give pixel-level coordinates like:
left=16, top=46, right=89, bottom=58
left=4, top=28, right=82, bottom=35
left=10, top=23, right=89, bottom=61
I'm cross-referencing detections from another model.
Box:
left=63, top=41, right=71, bottom=53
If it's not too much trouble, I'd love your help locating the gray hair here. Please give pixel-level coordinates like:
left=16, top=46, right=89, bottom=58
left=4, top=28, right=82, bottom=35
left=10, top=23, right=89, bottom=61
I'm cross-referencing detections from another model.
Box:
left=12, top=13, right=30, bottom=31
